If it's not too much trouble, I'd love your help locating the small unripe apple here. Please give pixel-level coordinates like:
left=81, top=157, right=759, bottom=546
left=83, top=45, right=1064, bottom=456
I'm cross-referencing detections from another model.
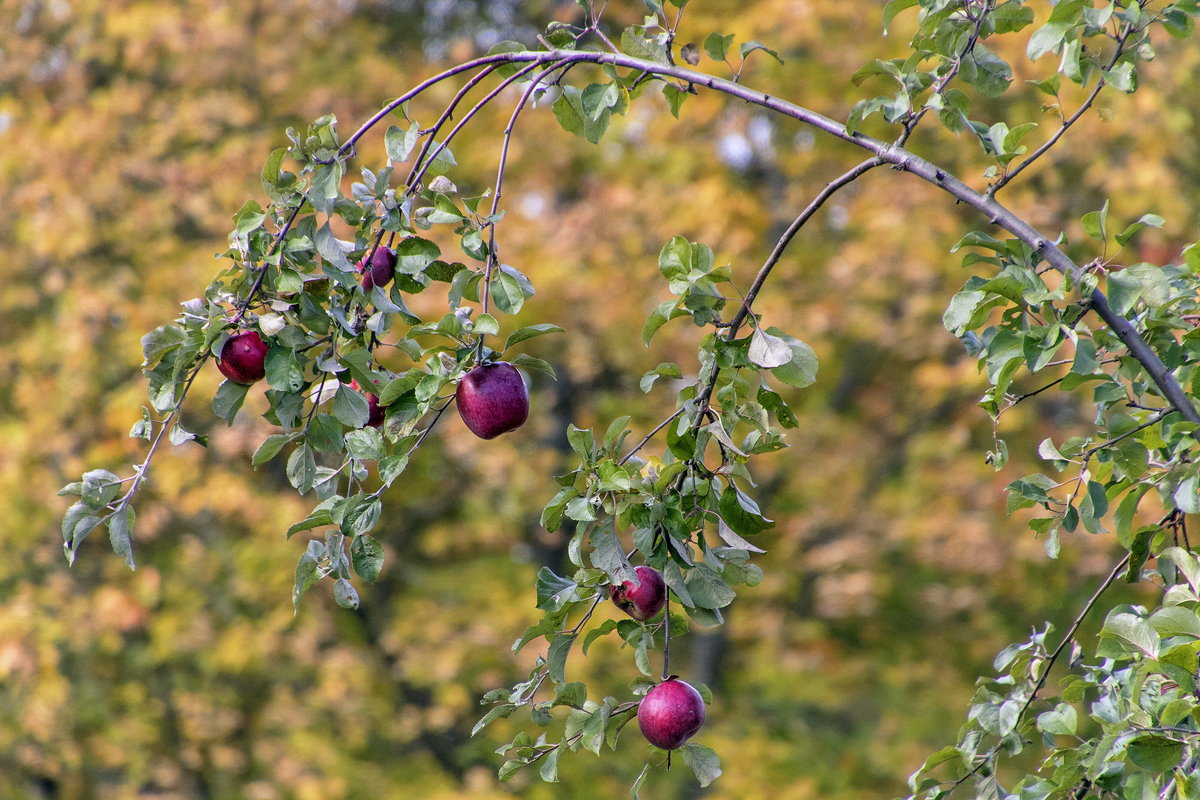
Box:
left=350, top=379, right=386, bottom=428
left=216, top=330, right=268, bottom=384
left=638, top=678, right=706, bottom=750
left=357, top=246, right=396, bottom=292
left=610, top=565, right=666, bottom=621
left=455, top=362, right=529, bottom=440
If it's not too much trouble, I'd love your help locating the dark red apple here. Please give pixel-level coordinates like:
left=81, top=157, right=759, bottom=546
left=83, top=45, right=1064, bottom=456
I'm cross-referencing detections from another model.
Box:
left=216, top=329, right=268, bottom=384
left=357, top=246, right=396, bottom=292
left=455, top=362, right=529, bottom=439
left=638, top=678, right=706, bottom=750
left=610, top=565, right=666, bottom=621
left=350, top=379, right=386, bottom=428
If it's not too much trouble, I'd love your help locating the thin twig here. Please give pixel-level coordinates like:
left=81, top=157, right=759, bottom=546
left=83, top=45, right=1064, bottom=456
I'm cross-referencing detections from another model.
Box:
left=947, top=552, right=1131, bottom=795
left=404, top=64, right=501, bottom=190
left=990, top=23, right=1135, bottom=196
left=694, top=157, right=883, bottom=414
left=618, top=407, right=686, bottom=466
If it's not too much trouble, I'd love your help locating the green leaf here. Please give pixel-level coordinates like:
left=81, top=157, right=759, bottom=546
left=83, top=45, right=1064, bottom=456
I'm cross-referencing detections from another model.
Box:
left=286, top=443, right=317, bottom=495
left=1107, top=269, right=1142, bottom=315
left=620, top=26, right=669, bottom=64
left=630, top=764, right=651, bottom=799
left=547, top=634, right=577, bottom=683
left=292, top=539, right=326, bottom=612
left=580, top=697, right=615, bottom=755
left=472, top=703, right=518, bottom=736
left=766, top=327, right=818, bottom=388
left=748, top=327, right=792, bottom=368
left=252, top=433, right=293, bottom=467
left=141, top=324, right=187, bottom=371
left=679, top=743, right=722, bottom=787
left=333, top=385, right=371, bottom=428
left=1104, top=62, right=1137, bottom=93
left=511, top=353, right=556, bottom=380
left=489, top=271, right=526, bottom=314
left=1027, top=21, right=1072, bottom=61
left=717, top=518, right=766, bottom=553
left=966, top=46, right=1012, bottom=97
left=503, top=324, right=564, bottom=351
left=309, top=160, right=344, bottom=213
left=703, top=31, right=735, bottom=60
left=661, top=84, right=688, bottom=118
left=582, top=82, right=622, bottom=120
left=80, top=468, right=122, bottom=508
left=62, top=502, right=104, bottom=565
left=1082, top=200, right=1109, bottom=241
left=583, top=619, right=619, bottom=655
left=106, top=505, right=136, bottom=570
left=1176, top=475, right=1200, bottom=514
left=212, top=380, right=250, bottom=425
left=553, top=85, right=611, bottom=144
left=385, top=122, right=419, bottom=162
left=350, top=535, right=384, bottom=582
left=1102, top=611, right=1160, bottom=658
left=684, top=562, right=736, bottom=609
left=566, top=425, right=594, bottom=459
left=642, top=300, right=684, bottom=344
left=536, top=567, right=581, bottom=612
left=344, top=428, right=385, bottom=462
left=718, top=484, right=773, bottom=536
left=233, top=199, right=266, bottom=234
left=553, top=681, right=588, bottom=709
left=976, top=698, right=1020, bottom=736
left=1127, top=736, right=1184, bottom=773
left=882, top=0, right=918, bottom=30
left=265, top=348, right=303, bottom=392
left=739, top=40, right=781, bottom=64
left=590, top=527, right=636, bottom=585
left=538, top=746, right=561, bottom=783
left=1115, top=213, right=1165, bottom=247
left=1036, top=703, right=1077, bottom=735
left=333, top=577, right=360, bottom=610
left=1149, top=606, right=1200, bottom=639
left=757, top=385, right=798, bottom=429
left=286, top=504, right=334, bottom=538
left=395, top=236, right=441, bottom=275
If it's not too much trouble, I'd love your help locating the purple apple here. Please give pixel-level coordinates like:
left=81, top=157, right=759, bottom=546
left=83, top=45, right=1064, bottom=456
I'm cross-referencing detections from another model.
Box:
left=216, top=330, right=268, bottom=384
left=456, top=362, right=529, bottom=439
left=350, top=379, right=386, bottom=428
left=638, top=678, right=706, bottom=750
left=357, top=246, right=396, bottom=292
left=610, top=565, right=666, bottom=621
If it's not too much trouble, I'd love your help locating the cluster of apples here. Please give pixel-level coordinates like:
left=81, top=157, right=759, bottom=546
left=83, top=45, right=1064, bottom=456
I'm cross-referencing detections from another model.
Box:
left=610, top=566, right=708, bottom=751
left=216, top=244, right=705, bottom=749
left=215, top=246, right=530, bottom=439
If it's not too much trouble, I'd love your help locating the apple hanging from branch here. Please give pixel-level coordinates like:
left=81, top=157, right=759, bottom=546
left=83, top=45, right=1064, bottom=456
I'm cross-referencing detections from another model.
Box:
left=611, top=565, right=667, bottom=621
left=216, top=329, right=268, bottom=385
left=356, top=245, right=397, bottom=292
left=455, top=362, right=529, bottom=439
left=638, top=678, right=707, bottom=750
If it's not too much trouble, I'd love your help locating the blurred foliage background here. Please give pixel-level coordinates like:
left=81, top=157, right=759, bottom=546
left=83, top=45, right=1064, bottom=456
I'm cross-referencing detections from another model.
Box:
left=3, top=0, right=1199, bottom=797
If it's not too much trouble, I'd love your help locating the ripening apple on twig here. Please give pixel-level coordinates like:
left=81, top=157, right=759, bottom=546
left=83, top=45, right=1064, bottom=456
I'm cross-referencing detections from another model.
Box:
left=356, top=245, right=397, bottom=292
left=455, top=362, right=529, bottom=439
left=216, top=329, right=269, bottom=384
left=610, top=565, right=667, bottom=621
left=638, top=678, right=707, bottom=750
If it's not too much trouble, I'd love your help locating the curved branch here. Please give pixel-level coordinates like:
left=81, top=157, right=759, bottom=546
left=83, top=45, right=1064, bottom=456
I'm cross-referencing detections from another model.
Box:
left=353, top=48, right=1195, bottom=422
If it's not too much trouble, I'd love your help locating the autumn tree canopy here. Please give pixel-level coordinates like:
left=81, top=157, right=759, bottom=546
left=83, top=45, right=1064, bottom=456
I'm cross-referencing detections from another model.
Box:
left=4, top=0, right=1200, bottom=797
